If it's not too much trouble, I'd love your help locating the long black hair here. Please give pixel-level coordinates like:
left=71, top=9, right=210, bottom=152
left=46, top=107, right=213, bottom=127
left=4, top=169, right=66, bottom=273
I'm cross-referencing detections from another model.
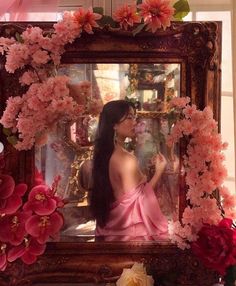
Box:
left=90, top=100, right=134, bottom=227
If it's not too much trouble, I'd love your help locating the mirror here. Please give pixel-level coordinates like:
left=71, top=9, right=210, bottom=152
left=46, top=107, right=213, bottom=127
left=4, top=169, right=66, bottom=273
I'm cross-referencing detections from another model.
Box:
left=35, top=62, right=181, bottom=240
left=0, top=21, right=221, bottom=285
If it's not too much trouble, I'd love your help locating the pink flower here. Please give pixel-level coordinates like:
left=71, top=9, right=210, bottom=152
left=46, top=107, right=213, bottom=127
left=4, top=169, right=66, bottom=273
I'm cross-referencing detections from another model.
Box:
left=169, top=96, right=190, bottom=109
left=73, top=8, right=102, bottom=34
left=138, top=0, right=175, bottom=32
left=5, top=43, right=30, bottom=73
left=53, top=11, right=82, bottom=45
left=25, top=212, right=64, bottom=244
left=21, top=27, right=44, bottom=44
left=113, top=4, right=141, bottom=30
left=19, top=71, right=39, bottom=86
left=31, top=49, right=50, bottom=65
left=8, top=238, right=46, bottom=264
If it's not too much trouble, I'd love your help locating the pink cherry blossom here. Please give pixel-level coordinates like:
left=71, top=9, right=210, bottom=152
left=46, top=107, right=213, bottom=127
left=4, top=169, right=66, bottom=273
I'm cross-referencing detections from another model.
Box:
left=0, top=36, right=16, bottom=55
left=19, top=70, right=39, bottom=86
left=167, top=97, right=235, bottom=248
left=53, top=11, right=82, bottom=45
left=169, top=96, right=191, bottom=109
left=21, top=26, right=44, bottom=44
left=31, top=49, right=50, bottom=65
left=5, top=43, right=30, bottom=73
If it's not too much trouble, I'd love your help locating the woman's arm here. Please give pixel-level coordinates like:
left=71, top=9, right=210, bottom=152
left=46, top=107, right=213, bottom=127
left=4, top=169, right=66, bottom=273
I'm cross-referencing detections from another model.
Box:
left=149, top=153, right=167, bottom=189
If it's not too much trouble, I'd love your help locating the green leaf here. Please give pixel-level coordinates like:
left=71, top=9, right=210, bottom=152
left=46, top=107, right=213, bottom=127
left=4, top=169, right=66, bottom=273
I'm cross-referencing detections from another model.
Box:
left=136, top=0, right=142, bottom=4
left=173, top=0, right=190, bottom=21
left=3, top=127, right=12, bottom=136
left=7, top=135, right=18, bottom=146
left=93, top=6, right=104, bottom=15
left=225, top=265, right=236, bottom=286
left=132, top=23, right=146, bottom=36
left=97, top=15, right=118, bottom=28
left=15, top=32, right=24, bottom=43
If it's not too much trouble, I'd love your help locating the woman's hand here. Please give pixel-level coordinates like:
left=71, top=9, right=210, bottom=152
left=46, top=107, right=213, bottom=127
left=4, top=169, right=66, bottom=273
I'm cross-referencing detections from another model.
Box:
left=149, top=153, right=167, bottom=189
left=151, top=153, right=167, bottom=174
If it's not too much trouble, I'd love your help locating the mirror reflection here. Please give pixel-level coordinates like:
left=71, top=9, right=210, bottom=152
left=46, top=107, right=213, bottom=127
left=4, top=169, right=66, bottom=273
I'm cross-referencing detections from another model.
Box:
left=35, top=63, right=181, bottom=241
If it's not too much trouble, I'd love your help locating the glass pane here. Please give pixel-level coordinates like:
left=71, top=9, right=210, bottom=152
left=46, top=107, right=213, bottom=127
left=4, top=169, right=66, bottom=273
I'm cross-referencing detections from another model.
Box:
left=35, top=63, right=181, bottom=241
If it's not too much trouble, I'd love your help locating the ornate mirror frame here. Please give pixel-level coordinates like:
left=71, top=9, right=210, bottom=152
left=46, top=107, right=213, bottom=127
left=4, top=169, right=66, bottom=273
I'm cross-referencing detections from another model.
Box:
left=0, top=21, right=221, bottom=286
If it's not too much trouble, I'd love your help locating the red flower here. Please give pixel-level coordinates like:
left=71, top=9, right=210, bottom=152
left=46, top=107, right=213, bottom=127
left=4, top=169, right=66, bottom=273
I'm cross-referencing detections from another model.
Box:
left=0, top=174, right=14, bottom=199
left=34, top=167, right=45, bottom=186
left=23, top=185, right=58, bottom=215
left=0, top=211, right=31, bottom=245
left=25, top=212, right=64, bottom=244
left=191, top=218, right=236, bottom=275
left=0, top=175, right=27, bottom=215
left=8, top=238, right=46, bottom=264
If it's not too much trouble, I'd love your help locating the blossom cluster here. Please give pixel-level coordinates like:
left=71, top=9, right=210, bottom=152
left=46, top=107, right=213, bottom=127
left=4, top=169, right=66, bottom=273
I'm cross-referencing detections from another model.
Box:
left=0, top=8, right=102, bottom=150
left=0, top=1, right=188, bottom=151
left=167, top=97, right=236, bottom=249
left=0, top=174, right=63, bottom=271
left=0, top=76, right=85, bottom=150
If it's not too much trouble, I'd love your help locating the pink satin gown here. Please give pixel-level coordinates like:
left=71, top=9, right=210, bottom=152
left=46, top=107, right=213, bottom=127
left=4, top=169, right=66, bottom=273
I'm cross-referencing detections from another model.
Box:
left=95, top=179, right=169, bottom=241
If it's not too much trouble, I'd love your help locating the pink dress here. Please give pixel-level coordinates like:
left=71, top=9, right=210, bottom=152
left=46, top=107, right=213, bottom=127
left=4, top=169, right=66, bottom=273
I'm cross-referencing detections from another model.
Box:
left=95, top=180, right=169, bottom=241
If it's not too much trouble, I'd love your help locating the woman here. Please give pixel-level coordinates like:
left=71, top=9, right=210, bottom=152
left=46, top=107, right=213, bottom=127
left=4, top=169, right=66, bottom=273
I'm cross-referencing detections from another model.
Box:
left=90, top=100, right=168, bottom=241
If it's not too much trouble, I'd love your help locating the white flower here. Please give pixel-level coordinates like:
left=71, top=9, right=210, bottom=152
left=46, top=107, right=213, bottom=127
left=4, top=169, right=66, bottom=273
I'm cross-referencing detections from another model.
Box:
left=116, top=262, right=154, bottom=286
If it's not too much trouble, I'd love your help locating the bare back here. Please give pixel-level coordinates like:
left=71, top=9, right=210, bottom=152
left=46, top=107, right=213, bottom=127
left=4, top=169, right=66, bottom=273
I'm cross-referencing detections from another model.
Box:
left=109, top=148, right=145, bottom=200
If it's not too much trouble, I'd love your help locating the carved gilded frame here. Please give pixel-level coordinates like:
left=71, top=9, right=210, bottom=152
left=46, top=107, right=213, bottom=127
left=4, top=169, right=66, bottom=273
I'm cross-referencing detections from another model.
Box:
left=0, top=21, right=221, bottom=286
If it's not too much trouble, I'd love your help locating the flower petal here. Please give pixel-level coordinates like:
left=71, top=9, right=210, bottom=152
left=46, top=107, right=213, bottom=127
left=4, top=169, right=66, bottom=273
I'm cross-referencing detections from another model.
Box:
left=21, top=252, right=37, bottom=264
left=28, top=239, right=46, bottom=255
left=8, top=244, right=25, bottom=262
left=0, top=174, right=15, bottom=199
left=14, top=183, right=28, bottom=196
left=0, top=194, right=22, bottom=215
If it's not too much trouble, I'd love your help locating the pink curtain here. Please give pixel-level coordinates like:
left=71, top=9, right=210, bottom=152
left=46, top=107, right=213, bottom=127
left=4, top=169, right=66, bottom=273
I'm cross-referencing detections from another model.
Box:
left=0, top=0, right=59, bottom=21
left=0, top=0, right=16, bottom=20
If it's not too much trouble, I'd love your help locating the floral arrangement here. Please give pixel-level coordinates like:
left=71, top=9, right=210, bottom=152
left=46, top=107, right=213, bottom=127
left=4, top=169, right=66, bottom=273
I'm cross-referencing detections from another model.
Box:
left=0, top=172, right=64, bottom=271
left=167, top=97, right=236, bottom=285
left=0, top=0, right=189, bottom=150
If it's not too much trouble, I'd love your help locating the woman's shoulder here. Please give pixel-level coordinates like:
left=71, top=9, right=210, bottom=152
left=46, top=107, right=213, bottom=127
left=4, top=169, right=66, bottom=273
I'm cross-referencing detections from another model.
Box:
left=111, top=150, right=137, bottom=163
left=111, top=149, right=138, bottom=168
